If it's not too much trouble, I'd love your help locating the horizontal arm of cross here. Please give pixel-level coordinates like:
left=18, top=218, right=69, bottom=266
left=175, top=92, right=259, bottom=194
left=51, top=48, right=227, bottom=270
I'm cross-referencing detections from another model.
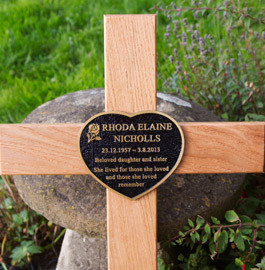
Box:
left=0, top=122, right=264, bottom=175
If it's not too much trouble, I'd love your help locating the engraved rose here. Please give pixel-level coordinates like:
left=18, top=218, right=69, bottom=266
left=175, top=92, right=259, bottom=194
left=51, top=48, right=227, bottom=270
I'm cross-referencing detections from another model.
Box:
left=87, top=124, right=101, bottom=143
left=89, top=124, right=100, bottom=135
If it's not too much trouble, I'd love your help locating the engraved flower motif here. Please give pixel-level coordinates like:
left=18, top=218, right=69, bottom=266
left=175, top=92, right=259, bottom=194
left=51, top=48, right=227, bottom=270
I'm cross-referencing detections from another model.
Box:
left=89, top=124, right=100, bottom=135
left=87, top=124, right=101, bottom=143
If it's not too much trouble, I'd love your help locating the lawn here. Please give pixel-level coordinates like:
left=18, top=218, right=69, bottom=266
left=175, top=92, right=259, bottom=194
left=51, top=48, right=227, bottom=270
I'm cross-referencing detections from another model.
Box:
left=0, top=0, right=173, bottom=123
left=1, top=0, right=264, bottom=123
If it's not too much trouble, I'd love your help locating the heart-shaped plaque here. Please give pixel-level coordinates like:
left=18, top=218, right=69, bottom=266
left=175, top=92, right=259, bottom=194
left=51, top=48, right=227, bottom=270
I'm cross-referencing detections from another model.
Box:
left=79, top=111, right=184, bottom=200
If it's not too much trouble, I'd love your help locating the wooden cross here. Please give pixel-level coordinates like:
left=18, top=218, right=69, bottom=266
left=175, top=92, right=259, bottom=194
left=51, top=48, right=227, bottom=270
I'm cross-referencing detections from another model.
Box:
left=0, top=15, right=264, bottom=270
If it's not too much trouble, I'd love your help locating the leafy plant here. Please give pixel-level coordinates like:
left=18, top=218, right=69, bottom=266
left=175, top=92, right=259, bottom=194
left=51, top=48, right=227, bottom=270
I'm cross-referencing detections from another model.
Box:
left=10, top=241, right=42, bottom=265
left=154, top=0, right=265, bottom=121
left=0, top=176, right=65, bottom=269
left=159, top=257, right=173, bottom=270
left=161, top=176, right=265, bottom=270
left=154, top=5, right=265, bottom=267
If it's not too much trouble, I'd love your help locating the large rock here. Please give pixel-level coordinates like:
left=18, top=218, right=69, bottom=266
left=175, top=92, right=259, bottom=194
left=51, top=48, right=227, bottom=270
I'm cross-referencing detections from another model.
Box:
left=56, top=229, right=164, bottom=270
left=14, top=88, right=245, bottom=241
left=56, top=230, right=107, bottom=270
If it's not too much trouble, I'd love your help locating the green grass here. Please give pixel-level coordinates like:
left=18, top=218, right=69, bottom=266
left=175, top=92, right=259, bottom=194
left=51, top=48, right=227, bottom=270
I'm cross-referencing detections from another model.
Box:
left=0, top=0, right=171, bottom=123
left=0, top=0, right=263, bottom=123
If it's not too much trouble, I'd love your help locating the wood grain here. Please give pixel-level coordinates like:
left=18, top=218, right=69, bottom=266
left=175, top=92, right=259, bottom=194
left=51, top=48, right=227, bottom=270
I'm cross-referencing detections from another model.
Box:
left=0, top=123, right=83, bottom=175
left=0, top=122, right=264, bottom=175
left=104, top=15, right=157, bottom=270
left=177, top=122, right=265, bottom=174
left=104, top=15, right=157, bottom=113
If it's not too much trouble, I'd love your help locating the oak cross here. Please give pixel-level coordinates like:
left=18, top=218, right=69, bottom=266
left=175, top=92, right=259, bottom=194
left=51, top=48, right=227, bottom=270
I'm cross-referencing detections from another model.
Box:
left=0, top=15, right=264, bottom=270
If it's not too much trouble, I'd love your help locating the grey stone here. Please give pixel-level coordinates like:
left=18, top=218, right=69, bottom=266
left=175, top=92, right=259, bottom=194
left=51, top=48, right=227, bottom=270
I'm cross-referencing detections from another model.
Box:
left=56, top=230, right=107, bottom=270
left=14, top=88, right=245, bottom=241
left=56, top=230, right=165, bottom=270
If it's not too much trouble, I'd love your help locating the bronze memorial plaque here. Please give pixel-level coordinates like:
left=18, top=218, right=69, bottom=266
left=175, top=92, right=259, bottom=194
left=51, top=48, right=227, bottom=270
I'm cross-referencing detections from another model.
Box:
left=79, top=112, right=184, bottom=199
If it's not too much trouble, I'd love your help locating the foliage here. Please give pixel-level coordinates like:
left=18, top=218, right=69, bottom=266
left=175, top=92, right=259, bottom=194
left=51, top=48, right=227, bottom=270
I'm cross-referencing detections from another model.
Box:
left=159, top=257, right=173, bottom=270
left=161, top=176, right=265, bottom=270
left=154, top=0, right=265, bottom=121
left=0, top=176, right=65, bottom=269
left=0, top=0, right=172, bottom=124
left=154, top=4, right=265, bottom=266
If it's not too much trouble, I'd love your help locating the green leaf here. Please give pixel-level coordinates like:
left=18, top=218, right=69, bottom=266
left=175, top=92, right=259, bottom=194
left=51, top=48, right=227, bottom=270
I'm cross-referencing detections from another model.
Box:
left=241, top=228, right=252, bottom=235
left=183, top=226, right=189, bottom=231
left=11, top=241, right=42, bottom=262
left=231, top=93, right=238, bottom=102
left=261, top=257, right=265, bottom=269
left=234, top=232, right=245, bottom=251
left=202, top=233, right=209, bottom=244
left=26, top=244, right=42, bottom=254
left=4, top=197, right=14, bottom=209
left=235, top=258, right=244, bottom=267
left=28, top=224, right=38, bottom=235
left=188, top=219, right=194, bottom=228
left=221, top=113, right=229, bottom=120
left=195, top=232, right=200, bottom=242
left=195, top=224, right=201, bottom=230
left=178, top=231, right=185, bottom=237
left=20, top=209, right=29, bottom=222
left=190, top=232, right=196, bottom=243
left=12, top=214, right=23, bottom=225
left=257, top=213, right=265, bottom=225
left=204, top=224, right=211, bottom=234
left=209, top=238, right=216, bottom=256
left=217, top=231, right=228, bottom=254
left=211, top=216, right=220, bottom=225
left=158, top=257, right=169, bottom=270
left=196, top=216, right=205, bottom=227
left=11, top=247, right=26, bottom=262
left=228, top=228, right=235, bottom=242
left=257, top=241, right=265, bottom=245
left=214, top=230, right=221, bottom=242
left=256, top=257, right=265, bottom=270
left=225, top=210, right=239, bottom=223
left=240, top=215, right=252, bottom=223
left=177, top=253, right=185, bottom=262
left=245, top=114, right=265, bottom=122
left=257, top=101, right=264, bottom=109
left=242, top=235, right=251, bottom=241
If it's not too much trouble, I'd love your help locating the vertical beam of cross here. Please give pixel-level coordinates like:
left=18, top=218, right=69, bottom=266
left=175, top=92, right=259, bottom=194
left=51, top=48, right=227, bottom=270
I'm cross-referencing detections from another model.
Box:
left=104, top=15, right=157, bottom=269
